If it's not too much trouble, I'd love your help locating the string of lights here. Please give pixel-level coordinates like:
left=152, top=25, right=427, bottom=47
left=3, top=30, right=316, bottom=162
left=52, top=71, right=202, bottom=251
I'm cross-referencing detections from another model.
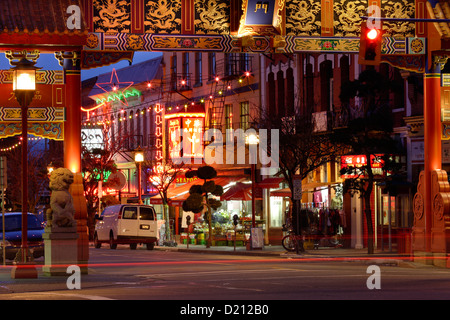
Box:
left=82, top=72, right=253, bottom=127
left=0, top=136, right=48, bottom=152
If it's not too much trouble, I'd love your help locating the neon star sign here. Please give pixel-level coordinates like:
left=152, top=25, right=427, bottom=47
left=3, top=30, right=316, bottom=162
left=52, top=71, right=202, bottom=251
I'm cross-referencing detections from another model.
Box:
left=95, top=68, right=134, bottom=107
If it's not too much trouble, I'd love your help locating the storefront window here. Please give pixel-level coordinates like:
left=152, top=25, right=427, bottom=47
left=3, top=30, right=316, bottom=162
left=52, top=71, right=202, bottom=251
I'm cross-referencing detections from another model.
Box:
left=382, top=196, right=396, bottom=226
left=270, top=196, right=283, bottom=227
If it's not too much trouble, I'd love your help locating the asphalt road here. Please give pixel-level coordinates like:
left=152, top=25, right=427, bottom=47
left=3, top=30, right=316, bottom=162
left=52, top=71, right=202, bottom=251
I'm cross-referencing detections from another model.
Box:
left=1, top=245, right=450, bottom=304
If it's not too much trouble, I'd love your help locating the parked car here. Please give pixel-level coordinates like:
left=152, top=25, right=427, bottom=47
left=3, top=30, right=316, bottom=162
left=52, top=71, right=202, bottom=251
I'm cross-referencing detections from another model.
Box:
left=0, top=212, right=45, bottom=261
left=94, top=204, right=158, bottom=250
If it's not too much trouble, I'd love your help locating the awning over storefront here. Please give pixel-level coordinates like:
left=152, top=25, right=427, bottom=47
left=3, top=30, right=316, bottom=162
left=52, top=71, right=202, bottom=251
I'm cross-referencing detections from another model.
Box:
left=150, top=176, right=244, bottom=206
left=220, top=182, right=263, bottom=201
left=270, top=182, right=341, bottom=197
left=270, top=188, right=291, bottom=197
left=257, top=177, right=284, bottom=189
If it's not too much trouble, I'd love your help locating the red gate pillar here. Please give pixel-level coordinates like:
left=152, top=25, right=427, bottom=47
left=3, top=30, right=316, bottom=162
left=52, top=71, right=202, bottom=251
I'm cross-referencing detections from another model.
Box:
left=63, top=52, right=89, bottom=272
left=64, top=53, right=82, bottom=173
left=413, top=60, right=442, bottom=254
left=424, top=70, right=441, bottom=252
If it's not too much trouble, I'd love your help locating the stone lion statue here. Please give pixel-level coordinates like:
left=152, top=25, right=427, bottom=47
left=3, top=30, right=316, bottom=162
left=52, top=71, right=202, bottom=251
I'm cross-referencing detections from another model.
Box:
left=46, top=168, right=76, bottom=228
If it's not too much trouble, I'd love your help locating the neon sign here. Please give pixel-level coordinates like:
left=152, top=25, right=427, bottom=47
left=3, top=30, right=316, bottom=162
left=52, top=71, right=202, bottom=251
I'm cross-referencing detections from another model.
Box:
left=340, top=154, right=388, bottom=178
left=95, top=88, right=141, bottom=105
left=168, top=118, right=181, bottom=159
left=182, top=117, right=204, bottom=158
left=154, top=103, right=164, bottom=174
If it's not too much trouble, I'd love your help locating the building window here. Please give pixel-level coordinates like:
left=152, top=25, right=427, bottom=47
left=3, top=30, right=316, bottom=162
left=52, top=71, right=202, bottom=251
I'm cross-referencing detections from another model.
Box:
left=320, top=60, right=333, bottom=112
left=117, top=112, right=122, bottom=138
left=182, top=52, right=189, bottom=87
left=195, top=52, right=202, bottom=86
left=143, top=109, right=148, bottom=146
left=225, top=104, right=233, bottom=130
left=170, top=54, right=177, bottom=91
left=240, top=53, right=250, bottom=73
left=136, top=109, right=141, bottom=140
left=124, top=111, right=128, bottom=138
left=208, top=52, right=216, bottom=80
left=240, top=101, right=249, bottom=131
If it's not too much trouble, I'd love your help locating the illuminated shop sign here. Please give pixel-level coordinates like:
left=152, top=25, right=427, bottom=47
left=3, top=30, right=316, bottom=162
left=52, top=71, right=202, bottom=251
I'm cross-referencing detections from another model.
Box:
left=168, top=118, right=181, bottom=159
left=154, top=103, right=164, bottom=174
left=182, top=117, right=204, bottom=158
left=166, top=113, right=205, bottom=161
left=81, top=128, right=103, bottom=151
left=340, top=154, right=384, bottom=178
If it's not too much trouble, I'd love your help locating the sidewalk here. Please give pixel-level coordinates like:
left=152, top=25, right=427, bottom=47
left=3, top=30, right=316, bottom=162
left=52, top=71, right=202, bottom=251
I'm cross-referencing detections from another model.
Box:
left=155, top=243, right=413, bottom=262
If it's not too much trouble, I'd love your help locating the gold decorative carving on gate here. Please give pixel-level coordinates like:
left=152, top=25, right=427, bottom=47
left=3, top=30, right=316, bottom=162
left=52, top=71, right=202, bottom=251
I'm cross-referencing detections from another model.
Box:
left=195, top=0, right=229, bottom=35
left=144, top=0, right=181, bottom=34
left=333, top=0, right=365, bottom=37
left=413, top=171, right=425, bottom=221
left=93, top=0, right=131, bottom=33
left=431, top=170, right=450, bottom=253
left=382, top=0, right=415, bottom=38
left=286, top=0, right=321, bottom=36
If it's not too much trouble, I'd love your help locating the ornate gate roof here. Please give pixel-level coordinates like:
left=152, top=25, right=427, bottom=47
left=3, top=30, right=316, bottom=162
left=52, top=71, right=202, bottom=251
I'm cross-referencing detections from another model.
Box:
left=427, top=0, right=450, bottom=39
left=0, top=0, right=87, bottom=51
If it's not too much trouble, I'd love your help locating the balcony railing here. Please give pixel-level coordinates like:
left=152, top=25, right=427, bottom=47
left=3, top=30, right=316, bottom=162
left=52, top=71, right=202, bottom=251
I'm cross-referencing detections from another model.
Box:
left=127, top=135, right=143, bottom=151
left=216, top=54, right=253, bottom=80
left=163, top=73, right=192, bottom=93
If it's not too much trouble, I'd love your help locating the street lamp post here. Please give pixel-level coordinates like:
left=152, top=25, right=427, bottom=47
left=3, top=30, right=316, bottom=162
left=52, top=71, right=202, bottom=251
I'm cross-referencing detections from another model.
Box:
left=134, top=146, right=144, bottom=204
left=246, top=131, right=260, bottom=250
left=10, top=55, right=40, bottom=278
left=247, top=132, right=259, bottom=229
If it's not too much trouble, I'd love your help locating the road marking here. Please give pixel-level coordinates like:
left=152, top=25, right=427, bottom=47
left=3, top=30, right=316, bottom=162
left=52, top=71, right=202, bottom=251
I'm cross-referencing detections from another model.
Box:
left=33, top=292, right=116, bottom=300
left=209, top=284, right=263, bottom=292
left=137, top=269, right=273, bottom=278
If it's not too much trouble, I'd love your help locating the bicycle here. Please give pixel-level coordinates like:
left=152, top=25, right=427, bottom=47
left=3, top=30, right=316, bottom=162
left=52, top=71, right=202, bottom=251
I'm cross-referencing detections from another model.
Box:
left=281, top=223, right=304, bottom=253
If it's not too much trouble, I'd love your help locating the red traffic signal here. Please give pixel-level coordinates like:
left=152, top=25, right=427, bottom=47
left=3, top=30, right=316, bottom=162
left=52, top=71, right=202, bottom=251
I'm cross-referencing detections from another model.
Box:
left=358, top=22, right=382, bottom=65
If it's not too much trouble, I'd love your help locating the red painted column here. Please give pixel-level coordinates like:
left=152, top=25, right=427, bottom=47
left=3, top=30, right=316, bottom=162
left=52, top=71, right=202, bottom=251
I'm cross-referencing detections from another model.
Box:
left=63, top=52, right=89, bottom=271
left=64, top=54, right=82, bottom=173
left=423, top=70, right=442, bottom=252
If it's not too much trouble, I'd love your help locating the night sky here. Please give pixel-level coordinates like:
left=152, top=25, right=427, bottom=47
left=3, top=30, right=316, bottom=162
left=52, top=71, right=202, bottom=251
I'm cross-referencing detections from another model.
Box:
left=0, top=51, right=162, bottom=81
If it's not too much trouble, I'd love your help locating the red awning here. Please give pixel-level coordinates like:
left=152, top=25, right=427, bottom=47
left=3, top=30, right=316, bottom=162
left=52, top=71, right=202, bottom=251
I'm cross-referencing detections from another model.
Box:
left=270, top=188, right=291, bottom=197
left=150, top=176, right=243, bottom=206
left=270, top=182, right=340, bottom=197
left=221, top=182, right=262, bottom=201
left=257, top=177, right=283, bottom=188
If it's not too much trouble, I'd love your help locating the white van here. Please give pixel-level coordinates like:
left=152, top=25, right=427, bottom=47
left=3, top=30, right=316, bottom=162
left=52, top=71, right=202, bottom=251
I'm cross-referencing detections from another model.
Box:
left=94, top=204, right=158, bottom=250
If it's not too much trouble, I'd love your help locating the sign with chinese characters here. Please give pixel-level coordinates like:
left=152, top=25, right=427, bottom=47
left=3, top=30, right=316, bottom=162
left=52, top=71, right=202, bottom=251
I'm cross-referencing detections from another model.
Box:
left=340, top=154, right=385, bottom=178
left=167, top=115, right=205, bottom=161
left=182, top=117, right=204, bottom=158
left=168, top=118, right=181, bottom=159
left=238, top=0, right=284, bottom=36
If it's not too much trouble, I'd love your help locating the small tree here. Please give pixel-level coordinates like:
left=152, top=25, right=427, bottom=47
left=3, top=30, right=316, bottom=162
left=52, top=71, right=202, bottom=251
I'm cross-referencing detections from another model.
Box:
left=337, top=68, right=404, bottom=254
left=259, top=110, right=347, bottom=251
left=182, top=166, right=223, bottom=248
left=5, top=137, right=52, bottom=213
left=146, top=158, right=185, bottom=246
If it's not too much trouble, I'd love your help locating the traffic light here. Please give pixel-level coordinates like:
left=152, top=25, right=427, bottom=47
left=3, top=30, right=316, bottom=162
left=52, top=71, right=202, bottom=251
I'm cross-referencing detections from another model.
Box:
left=358, top=22, right=382, bottom=65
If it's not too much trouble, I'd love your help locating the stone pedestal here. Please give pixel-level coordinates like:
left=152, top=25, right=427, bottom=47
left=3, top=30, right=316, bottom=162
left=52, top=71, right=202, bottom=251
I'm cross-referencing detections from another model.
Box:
left=42, top=225, right=79, bottom=276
